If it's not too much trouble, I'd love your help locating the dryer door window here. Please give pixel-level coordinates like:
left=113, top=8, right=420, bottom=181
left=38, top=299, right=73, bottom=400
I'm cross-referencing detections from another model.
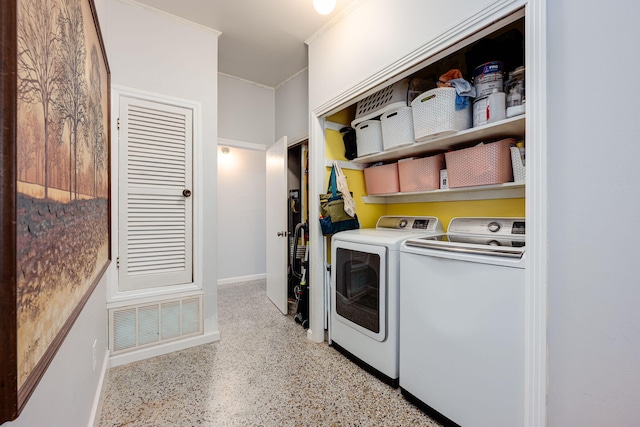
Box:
left=334, top=247, right=383, bottom=336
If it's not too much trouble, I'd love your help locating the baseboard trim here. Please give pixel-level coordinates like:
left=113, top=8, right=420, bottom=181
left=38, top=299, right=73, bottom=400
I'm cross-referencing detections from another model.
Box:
left=108, top=331, right=220, bottom=368
left=217, top=273, right=266, bottom=286
left=88, top=349, right=110, bottom=427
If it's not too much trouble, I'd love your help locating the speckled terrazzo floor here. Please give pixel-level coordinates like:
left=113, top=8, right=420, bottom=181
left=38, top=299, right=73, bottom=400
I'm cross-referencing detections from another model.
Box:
left=98, top=279, right=442, bottom=427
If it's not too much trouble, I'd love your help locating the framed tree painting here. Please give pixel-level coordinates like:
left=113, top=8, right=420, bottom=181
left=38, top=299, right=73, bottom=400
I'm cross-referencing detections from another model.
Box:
left=0, top=0, right=110, bottom=421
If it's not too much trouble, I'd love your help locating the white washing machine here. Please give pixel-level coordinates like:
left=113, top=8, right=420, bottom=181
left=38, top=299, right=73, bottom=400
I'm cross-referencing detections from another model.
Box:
left=399, top=217, right=526, bottom=427
left=330, top=215, right=443, bottom=387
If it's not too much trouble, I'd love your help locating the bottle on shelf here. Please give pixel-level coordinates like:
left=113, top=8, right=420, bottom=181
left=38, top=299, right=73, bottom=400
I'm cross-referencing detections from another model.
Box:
left=486, top=88, right=506, bottom=124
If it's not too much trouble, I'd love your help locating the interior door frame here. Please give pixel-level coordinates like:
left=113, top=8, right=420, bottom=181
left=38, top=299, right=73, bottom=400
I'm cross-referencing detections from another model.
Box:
left=109, top=85, right=203, bottom=303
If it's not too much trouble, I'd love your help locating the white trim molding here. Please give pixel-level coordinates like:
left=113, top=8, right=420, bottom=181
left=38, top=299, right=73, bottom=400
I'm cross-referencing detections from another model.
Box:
left=118, top=0, right=222, bottom=36
left=218, top=138, right=267, bottom=151
left=88, top=349, right=110, bottom=427
left=217, top=273, right=267, bottom=286
left=524, top=0, right=548, bottom=426
left=109, top=331, right=220, bottom=368
left=305, top=0, right=367, bottom=46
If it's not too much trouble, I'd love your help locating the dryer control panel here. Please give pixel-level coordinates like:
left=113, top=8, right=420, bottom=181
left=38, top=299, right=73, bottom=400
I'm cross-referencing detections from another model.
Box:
left=376, top=216, right=443, bottom=232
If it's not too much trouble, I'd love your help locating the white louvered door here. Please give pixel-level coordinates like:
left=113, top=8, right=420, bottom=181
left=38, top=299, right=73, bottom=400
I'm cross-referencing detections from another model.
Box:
left=118, top=96, right=193, bottom=291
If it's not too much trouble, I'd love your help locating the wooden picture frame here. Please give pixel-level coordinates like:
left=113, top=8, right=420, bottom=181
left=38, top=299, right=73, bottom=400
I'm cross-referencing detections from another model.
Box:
left=0, top=0, right=110, bottom=421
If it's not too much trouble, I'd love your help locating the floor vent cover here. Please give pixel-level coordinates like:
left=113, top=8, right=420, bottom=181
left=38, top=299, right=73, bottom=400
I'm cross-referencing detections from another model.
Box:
left=109, top=295, right=203, bottom=354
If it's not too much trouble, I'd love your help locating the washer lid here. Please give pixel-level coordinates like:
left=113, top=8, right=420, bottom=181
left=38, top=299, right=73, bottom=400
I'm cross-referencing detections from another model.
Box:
left=404, top=234, right=525, bottom=258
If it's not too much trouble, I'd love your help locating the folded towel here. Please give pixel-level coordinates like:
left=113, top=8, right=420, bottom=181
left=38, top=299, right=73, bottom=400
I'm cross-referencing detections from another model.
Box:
left=447, top=78, right=477, bottom=98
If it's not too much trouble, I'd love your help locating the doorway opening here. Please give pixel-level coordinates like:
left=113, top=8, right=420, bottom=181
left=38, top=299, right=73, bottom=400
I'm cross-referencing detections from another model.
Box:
left=286, top=141, right=309, bottom=323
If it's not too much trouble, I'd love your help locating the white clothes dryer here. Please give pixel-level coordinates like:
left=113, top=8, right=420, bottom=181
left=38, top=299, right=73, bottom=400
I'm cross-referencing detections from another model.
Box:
left=330, top=215, right=443, bottom=387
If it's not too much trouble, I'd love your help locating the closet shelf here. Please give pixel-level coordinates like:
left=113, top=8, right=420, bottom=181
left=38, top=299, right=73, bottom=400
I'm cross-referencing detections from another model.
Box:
left=362, top=182, right=525, bottom=204
left=352, top=115, right=525, bottom=164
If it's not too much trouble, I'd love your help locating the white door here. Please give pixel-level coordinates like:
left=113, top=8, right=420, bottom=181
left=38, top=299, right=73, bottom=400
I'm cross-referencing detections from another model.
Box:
left=118, top=96, right=193, bottom=291
left=266, top=136, right=288, bottom=314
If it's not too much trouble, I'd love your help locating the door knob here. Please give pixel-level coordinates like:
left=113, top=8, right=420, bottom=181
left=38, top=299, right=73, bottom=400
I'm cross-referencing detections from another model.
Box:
left=183, top=189, right=192, bottom=197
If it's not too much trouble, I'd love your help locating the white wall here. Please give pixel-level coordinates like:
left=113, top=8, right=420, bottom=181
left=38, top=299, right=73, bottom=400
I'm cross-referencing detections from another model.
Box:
left=217, top=146, right=267, bottom=281
left=217, top=74, right=275, bottom=282
left=546, top=0, right=640, bottom=425
left=6, top=276, right=108, bottom=427
left=218, top=73, right=275, bottom=145
left=307, top=0, right=509, bottom=112
left=7, top=0, right=111, bottom=424
left=106, top=0, right=220, bottom=332
left=276, top=69, right=309, bottom=143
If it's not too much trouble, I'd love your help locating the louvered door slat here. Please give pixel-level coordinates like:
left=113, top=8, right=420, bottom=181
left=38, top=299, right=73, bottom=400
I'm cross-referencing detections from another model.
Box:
left=119, top=97, right=193, bottom=291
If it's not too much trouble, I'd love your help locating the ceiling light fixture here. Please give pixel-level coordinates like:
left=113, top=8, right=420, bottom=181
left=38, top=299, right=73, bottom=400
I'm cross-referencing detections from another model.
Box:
left=313, top=0, right=336, bottom=15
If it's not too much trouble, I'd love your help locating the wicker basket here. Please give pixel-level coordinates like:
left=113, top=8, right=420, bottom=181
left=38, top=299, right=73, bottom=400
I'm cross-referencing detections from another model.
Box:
left=398, top=154, right=445, bottom=192
left=380, top=106, right=415, bottom=151
left=364, top=163, right=399, bottom=194
left=444, top=138, right=514, bottom=188
left=354, top=120, right=383, bottom=157
left=411, top=87, right=472, bottom=141
left=510, top=146, right=526, bottom=183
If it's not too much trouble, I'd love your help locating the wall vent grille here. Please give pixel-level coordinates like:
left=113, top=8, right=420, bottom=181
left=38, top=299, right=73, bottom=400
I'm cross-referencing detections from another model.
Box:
left=109, top=295, right=203, bottom=354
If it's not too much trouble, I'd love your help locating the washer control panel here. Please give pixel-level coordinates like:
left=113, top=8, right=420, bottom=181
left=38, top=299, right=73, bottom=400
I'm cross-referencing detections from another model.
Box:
left=448, top=217, right=526, bottom=236
left=376, top=216, right=443, bottom=232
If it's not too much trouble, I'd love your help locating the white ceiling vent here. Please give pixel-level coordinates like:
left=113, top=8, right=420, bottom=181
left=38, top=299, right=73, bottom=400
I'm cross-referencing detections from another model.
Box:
left=109, top=295, right=203, bottom=354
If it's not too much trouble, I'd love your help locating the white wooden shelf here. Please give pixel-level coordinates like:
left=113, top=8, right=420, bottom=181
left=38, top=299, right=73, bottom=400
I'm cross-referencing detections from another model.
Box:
left=362, top=182, right=525, bottom=204
left=353, top=115, right=526, bottom=164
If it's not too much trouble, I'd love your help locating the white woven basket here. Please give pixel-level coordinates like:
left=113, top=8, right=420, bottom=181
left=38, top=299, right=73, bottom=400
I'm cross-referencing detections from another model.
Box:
left=380, top=106, right=415, bottom=151
left=411, top=87, right=472, bottom=141
left=355, top=120, right=383, bottom=157
left=510, top=146, right=526, bottom=183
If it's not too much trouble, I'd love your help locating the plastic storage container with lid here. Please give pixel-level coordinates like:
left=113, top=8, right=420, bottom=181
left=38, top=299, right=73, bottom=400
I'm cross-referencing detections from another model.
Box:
left=505, top=66, right=525, bottom=118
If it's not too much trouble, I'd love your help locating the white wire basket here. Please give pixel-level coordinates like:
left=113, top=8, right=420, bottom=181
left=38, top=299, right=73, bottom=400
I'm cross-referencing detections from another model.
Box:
left=411, top=87, right=472, bottom=141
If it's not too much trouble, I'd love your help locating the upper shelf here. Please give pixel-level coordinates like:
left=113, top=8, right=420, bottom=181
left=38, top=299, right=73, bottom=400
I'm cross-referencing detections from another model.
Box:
left=352, top=115, right=526, bottom=164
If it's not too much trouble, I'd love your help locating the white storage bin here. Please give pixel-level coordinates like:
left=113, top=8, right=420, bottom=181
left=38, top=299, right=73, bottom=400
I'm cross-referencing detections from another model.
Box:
left=364, top=163, right=400, bottom=194
left=411, top=87, right=472, bottom=141
left=355, top=120, right=383, bottom=157
left=352, top=78, right=430, bottom=128
left=398, top=154, right=444, bottom=192
left=444, top=138, right=514, bottom=188
left=380, top=106, right=415, bottom=151
left=510, top=146, right=526, bottom=183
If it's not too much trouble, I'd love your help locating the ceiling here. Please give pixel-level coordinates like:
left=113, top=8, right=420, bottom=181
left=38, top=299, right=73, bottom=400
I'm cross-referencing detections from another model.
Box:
left=132, top=0, right=358, bottom=88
